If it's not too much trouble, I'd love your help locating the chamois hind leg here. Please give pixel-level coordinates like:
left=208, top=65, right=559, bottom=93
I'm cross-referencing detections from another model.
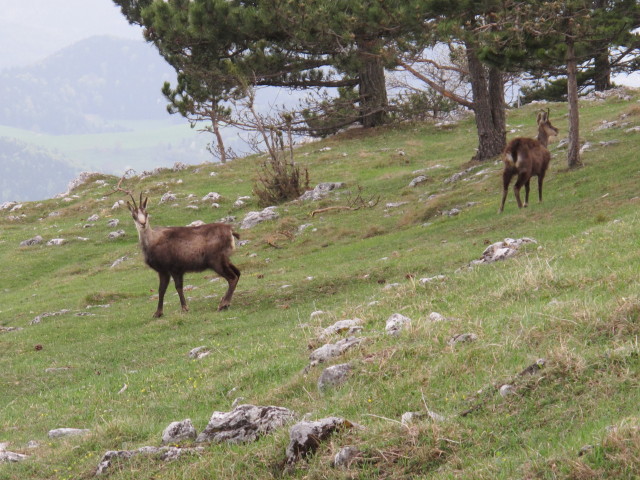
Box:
left=524, top=179, right=531, bottom=207
left=513, top=172, right=529, bottom=209
left=211, top=257, right=240, bottom=311
left=171, top=272, right=189, bottom=313
left=499, top=169, right=515, bottom=213
left=154, top=271, right=170, bottom=318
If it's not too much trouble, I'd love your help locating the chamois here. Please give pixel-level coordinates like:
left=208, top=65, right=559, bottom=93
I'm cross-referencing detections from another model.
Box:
left=127, top=193, right=240, bottom=317
left=499, top=109, right=559, bottom=213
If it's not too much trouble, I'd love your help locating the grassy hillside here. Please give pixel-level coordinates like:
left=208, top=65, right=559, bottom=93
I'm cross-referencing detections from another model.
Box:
left=1, top=90, right=640, bottom=479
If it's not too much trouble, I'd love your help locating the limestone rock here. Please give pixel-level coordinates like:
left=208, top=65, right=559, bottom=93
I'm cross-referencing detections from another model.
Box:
left=448, top=333, right=478, bottom=345
left=285, top=417, right=358, bottom=466
left=188, top=346, right=210, bottom=360
left=48, top=428, right=90, bottom=438
left=0, top=451, right=27, bottom=463
left=333, top=446, right=361, bottom=468
left=385, top=313, right=411, bottom=335
left=240, top=207, right=279, bottom=229
left=161, top=419, right=197, bottom=445
left=108, top=230, right=126, bottom=239
left=309, top=337, right=363, bottom=365
left=318, top=363, right=352, bottom=391
left=409, top=175, right=428, bottom=187
left=107, top=219, right=119, bottom=227
left=46, top=238, right=66, bottom=246
left=196, top=404, right=295, bottom=444
left=20, top=235, right=43, bottom=246
left=472, top=237, right=536, bottom=265
left=298, top=182, right=346, bottom=201
left=202, top=192, right=222, bottom=202
left=96, top=446, right=203, bottom=475
left=318, top=319, right=363, bottom=340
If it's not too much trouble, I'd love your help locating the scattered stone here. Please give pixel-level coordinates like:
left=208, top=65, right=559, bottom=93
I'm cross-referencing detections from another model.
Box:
left=231, top=397, right=245, bottom=408
left=196, top=404, right=295, bottom=444
left=310, top=310, right=326, bottom=320
left=499, top=384, right=516, bottom=397
left=599, top=140, right=620, bottom=147
left=10, top=203, right=23, bottom=212
left=200, top=192, right=222, bottom=203
left=48, top=428, right=91, bottom=438
left=333, top=446, right=361, bottom=469
left=580, top=142, right=592, bottom=154
left=309, top=337, right=363, bottom=365
left=578, top=445, right=594, bottom=457
left=625, top=126, right=640, bottom=133
left=234, top=199, right=246, bottom=207
left=46, top=238, right=66, bottom=246
left=285, top=417, right=358, bottom=467
left=385, top=313, right=411, bottom=335
left=186, top=205, right=199, bottom=210
left=0, top=326, right=23, bottom=333
left=160, top=193, right=177, bottom=204
left=112, top=200, right=125, bottom=210
left=240, top=207, right=279, bottom=229
left=0, top=201, right=17, bottom=211
left=471, top=237, right=537, bottom=265
left=96, top=446, right=203, bottom=475
left=428, top=312, right=446, bottom=322
left=382, top=283, right=401, bottom=290
left=188, top=346, right=211, bottom=360
left=401, top=409, right=446, bottom=424
left=20, top=235, right=43, bottom=247
left=30, top=309, right=72, bottom=325
left=519, top=358, right=546, bottom=376
left=419, top=275, right=446, bottom=285
left=187, top=220, right=205, bottom=227
left=318, top=363, right=352, bottom=391
left=442, top=208, right=461, bottom=216
left=107, top=219, right=120, bottom=227
left=318, top=319, right=363, bottom=340
left=108, top=230, right=126, bottom=239
left=87, top=214, right=99, bottom=222
left=409, top=175, right=428, bottom=187
left=385, top=201, right=408, bottom=208
left=444, top=167, right=475, bottom=184
left=448, top=333, right=478, bottom=345
left=26, top=441, right=39, bottom=449
left=110, top=256, right=128, bottom=268
left=173, top=162, right=188, bottom=171
left=162, top=419, right=197, bottom=445
left=298, top=182, right=346, bottom=201
left=0, top=451, right=27, bottom=463
left=593, top=120, right=618, bottom=131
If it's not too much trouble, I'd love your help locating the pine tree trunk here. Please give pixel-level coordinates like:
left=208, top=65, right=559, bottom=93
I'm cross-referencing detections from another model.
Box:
left=593, top=48, right=612, bottom=91
left=566, top=35, right=582, bottom=169
left=466, top=44, right=506, bottom=161
left=357, top=39, right=388, bottom=128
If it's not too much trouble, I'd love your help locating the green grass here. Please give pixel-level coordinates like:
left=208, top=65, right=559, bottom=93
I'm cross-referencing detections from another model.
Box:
left=2, top=92, right=640, bottom=479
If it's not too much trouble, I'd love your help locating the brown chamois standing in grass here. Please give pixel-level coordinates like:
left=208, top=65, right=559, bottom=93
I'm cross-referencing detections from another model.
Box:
left=127, top=193, right=240, bottom=317
left=499, top=109, right=559, bottom=213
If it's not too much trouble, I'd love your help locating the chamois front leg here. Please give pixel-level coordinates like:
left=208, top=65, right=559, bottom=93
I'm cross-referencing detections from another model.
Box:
left=154, top=271, right=170, bottom=318
left=171, top=272, right=189, bottom=313
left=514, top=172, right=530, bottom=209
left=538, top=173, right=545, bottom=203
left=213, top=259, right=241, bottom=311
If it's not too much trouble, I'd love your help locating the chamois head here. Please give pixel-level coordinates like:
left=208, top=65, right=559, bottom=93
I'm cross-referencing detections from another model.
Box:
left=126, top=193, right=150, bottom=231
left=536, top=109, right=559, bottom=146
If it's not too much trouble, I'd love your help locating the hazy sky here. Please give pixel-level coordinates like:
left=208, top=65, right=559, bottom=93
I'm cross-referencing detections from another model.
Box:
left=0, top=0, right=143, bottom=67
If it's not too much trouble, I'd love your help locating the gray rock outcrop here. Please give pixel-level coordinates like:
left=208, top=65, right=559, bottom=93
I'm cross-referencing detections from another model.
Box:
left=385, top=313, right=412, bottom=335
left=318, top=363, right=352, bottom=391
left=285, top=417, right=358, bottom=467
left=240, top=207, right=279, bottom=229
left=196, top=404, right=295, bottom=444
left=96, top=446, right=203, bottom=475
left=161, top=419, right=197, bottom=445
left=309, top=337, right=363, bottom=365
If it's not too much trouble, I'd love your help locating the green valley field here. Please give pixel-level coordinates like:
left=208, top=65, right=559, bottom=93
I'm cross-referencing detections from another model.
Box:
left=1, top=90, right=640, bottom=479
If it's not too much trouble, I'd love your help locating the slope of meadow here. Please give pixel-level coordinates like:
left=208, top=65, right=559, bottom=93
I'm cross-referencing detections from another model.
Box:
left=1, top=90, right=640, bottom=479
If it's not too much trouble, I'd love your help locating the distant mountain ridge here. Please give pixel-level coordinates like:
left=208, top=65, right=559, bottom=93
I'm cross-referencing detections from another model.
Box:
left=0, top=36, right=176, bottom=134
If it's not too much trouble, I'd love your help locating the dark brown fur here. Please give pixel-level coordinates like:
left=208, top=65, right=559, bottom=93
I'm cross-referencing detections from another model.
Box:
left=128, top=195, right=240, bottom=317
left=499, top=110, right=559, bottom=213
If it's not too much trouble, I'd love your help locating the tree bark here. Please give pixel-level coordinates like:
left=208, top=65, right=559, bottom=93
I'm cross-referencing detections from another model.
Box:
left=566, top=33, right=582, bottom=169
left=357, top=39, right=389, bottom=128
left=593, top=48, right=612, bottom=91
left=466, top=43, right=506, bottom=161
